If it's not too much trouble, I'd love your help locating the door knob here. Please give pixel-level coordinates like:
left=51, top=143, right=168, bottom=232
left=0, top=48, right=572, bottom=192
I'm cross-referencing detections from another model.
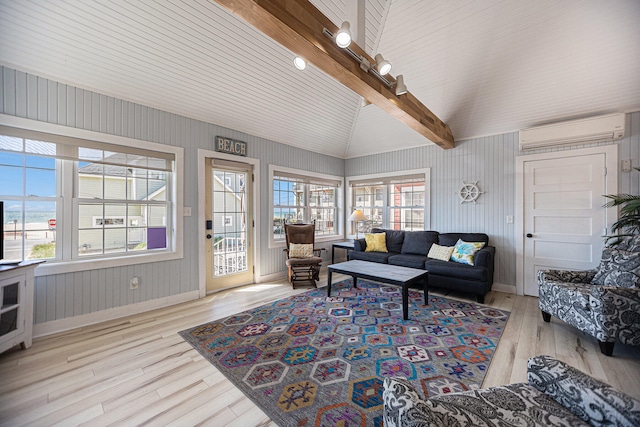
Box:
left=206, top=234, right=212, bottom=239
left=526, top=233, right=533, bottom=238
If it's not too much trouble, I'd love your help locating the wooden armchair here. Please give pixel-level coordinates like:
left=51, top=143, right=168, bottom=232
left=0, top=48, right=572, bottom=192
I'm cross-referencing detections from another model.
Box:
left=283, top=222, right=325, bottom=288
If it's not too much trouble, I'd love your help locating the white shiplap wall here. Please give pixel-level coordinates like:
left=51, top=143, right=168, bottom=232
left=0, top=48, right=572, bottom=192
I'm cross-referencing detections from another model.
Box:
left=346, top=111, right=640, bottom=290
left=0, top=66, right=344, bottom=326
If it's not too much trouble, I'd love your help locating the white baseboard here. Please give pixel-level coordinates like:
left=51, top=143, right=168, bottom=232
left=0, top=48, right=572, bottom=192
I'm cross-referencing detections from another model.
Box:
left=33, top=290, right=200, bottom=338
left=492, top=282, right=516, bottom=294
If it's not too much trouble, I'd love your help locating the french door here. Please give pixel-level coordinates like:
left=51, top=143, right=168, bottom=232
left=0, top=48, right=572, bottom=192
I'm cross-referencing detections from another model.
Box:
left=205, top=159, right=254, bottom=292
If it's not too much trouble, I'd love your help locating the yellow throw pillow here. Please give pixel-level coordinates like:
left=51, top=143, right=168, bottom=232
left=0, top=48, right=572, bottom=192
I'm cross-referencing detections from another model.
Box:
left=450, top=239, right=485, bottom=265
left=365, top=233, right=388, bottom=252
left=427, top=243, right=454, bottom=261
left=289, top=243, right=314, bottom=258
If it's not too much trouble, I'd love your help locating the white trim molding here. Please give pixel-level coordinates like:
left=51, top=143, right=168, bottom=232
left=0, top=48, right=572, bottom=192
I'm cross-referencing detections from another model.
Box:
left=33, top=290, right=200, bottom=338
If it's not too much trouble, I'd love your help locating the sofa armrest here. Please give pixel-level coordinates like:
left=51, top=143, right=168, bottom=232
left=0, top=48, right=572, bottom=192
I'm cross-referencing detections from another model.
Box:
left=353, top=238, right=366, bottom=252
left=538, top=268, right=597, bottom=284
left=527, top=355, right=640, bottom=427
left=473, top=246, right=494, bottom=268
left=589, top=285, right=640, bottom=345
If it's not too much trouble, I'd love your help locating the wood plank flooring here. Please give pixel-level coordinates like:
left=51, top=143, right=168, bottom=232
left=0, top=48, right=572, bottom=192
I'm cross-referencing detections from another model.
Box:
left=1, top=273, right=639, bottom=426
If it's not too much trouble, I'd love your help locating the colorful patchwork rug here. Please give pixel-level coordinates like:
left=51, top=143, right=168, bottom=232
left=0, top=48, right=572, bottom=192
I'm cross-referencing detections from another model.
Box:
left=179, top=279, right=510, bottom=427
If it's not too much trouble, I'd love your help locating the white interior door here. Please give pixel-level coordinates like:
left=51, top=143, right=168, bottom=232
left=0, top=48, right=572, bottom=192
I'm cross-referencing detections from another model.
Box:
left=522, top=152, right=611, bottom=296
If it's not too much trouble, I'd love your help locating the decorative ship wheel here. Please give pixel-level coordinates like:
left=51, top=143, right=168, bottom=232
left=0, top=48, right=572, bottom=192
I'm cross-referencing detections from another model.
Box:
left=457, top=181, right=483, bottom=204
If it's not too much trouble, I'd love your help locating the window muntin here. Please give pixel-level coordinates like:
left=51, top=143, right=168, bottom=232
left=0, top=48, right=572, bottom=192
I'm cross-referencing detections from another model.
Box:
left=0, top=130, right=174, bottom=263
left=271, top=167, right=341, bottom=243
left=349, top=172, right=428, bottom=234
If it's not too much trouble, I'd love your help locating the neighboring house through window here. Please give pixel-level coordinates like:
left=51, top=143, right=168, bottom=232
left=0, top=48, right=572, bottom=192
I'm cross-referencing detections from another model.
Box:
left=270, top=165, right=343, bottom=245
left=347, top=169, right=430, bottom=235
left=0, top=123, right=182, bottom=272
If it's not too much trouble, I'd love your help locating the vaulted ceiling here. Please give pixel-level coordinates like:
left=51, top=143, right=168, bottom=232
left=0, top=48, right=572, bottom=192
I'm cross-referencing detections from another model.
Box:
left=1, top=0, right=639, bottom=159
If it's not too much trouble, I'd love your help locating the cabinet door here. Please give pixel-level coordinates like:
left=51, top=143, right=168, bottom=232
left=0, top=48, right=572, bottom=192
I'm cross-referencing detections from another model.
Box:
left=0, top=274, right=25, bottom=343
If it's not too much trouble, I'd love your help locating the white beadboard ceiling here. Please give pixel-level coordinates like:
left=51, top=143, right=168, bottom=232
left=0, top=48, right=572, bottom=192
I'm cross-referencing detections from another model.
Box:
left=1, top=0, right=639, bottom=159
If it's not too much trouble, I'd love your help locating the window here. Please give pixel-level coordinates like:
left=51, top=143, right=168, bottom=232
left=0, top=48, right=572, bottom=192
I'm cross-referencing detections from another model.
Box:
left=270, top=165, right=342, bottom=244
left=348, top=170, right=429, bottom=235
left=0, top=122, right=182, bottom=271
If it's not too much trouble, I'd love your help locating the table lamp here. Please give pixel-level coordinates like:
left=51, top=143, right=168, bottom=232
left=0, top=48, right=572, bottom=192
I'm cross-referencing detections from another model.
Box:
left=348, top=209, right=367, bottom=239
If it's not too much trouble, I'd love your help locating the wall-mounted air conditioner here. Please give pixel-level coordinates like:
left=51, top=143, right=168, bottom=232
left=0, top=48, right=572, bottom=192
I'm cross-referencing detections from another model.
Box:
left=519, top=113, right=625, bottom=150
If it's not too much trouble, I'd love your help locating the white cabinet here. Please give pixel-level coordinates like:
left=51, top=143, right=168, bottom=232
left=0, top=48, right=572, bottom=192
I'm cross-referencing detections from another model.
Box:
left=0, top=261, right=41, bottom=354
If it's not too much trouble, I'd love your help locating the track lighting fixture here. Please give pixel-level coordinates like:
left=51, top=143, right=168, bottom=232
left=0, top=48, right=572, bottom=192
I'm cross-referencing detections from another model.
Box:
left=395, top=75, right=407, bottom=95
left=335, top=21, right=352, bottom=48
left=293, top=56, right=306, bottom=70
left=374, top=54, right=391, bottom=75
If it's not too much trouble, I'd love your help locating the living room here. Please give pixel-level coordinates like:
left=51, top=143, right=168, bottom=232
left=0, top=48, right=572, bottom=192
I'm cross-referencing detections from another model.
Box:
left=1, top=1, right=639, bottom=425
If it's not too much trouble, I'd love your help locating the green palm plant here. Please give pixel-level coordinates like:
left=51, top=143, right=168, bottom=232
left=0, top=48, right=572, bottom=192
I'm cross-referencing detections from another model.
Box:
left=604, top=167, right=640, bottom=243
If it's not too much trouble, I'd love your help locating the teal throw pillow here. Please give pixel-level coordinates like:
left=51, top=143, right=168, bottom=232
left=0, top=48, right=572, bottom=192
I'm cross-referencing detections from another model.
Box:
left=450, top=239, right=485, bottom=265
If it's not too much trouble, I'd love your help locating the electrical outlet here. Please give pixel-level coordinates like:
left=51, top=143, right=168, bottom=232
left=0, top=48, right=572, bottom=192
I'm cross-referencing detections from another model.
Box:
left=130, top=276, right=139, bottom=290
left=506, top=215, right=514, bottom=224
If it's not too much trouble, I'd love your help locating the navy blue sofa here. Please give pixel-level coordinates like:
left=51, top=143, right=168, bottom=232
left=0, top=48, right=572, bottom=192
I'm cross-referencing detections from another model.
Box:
left=348, top=228, right=495, bottom=303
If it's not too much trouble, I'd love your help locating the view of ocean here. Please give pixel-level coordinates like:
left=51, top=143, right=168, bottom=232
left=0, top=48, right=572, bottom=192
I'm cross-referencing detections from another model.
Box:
left=4, top=211, right=56, bottom=224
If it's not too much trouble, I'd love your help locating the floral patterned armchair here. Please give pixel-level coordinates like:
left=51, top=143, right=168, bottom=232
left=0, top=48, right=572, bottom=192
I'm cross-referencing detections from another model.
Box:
left=538, top=235, right=640, bottom=356
left=383, top=355, right=640, bottom=427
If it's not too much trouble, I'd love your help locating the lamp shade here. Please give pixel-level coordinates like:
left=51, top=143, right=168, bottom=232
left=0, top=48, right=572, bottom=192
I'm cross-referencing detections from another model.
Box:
left=348, top=209, right=367, bottom=222
left=335, top=21, right=352, bottom=48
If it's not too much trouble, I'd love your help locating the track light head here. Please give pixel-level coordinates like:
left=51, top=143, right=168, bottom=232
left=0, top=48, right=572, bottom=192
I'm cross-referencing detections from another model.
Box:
left=293, top=56, right=306, bottom=70
left=374, top=54, right=392, bottom=76
left=335, top=21, right=352, bottom=48
left=395, top=75, right=407, bottom=95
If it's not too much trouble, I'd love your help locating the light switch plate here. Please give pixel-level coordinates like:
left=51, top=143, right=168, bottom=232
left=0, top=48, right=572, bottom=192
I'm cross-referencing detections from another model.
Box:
left=183, top=207, right=192, bottom=216
left=622, top=159, right=632, bottom=172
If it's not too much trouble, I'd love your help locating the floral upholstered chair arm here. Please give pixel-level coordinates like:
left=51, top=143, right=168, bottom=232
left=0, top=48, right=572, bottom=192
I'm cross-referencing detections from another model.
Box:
left=537, top=268, right=597, bottom=284
left=589, top=286, right=640, bottom=345
left=527, top=355, right=640, bottom=427
left=382, top=377, right=434, bottom=427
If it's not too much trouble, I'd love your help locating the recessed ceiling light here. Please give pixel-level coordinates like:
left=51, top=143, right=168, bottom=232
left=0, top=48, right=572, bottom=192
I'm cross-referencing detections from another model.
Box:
left=293, top=56, right=307, bottom=70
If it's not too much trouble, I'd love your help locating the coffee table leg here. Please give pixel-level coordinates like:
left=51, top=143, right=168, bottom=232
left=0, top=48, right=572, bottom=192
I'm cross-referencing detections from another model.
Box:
left=327, top=270, right=333, bottom=297
left=423, top=276, right=428, bottom=305
left=402, top=285, right=408, bottom=320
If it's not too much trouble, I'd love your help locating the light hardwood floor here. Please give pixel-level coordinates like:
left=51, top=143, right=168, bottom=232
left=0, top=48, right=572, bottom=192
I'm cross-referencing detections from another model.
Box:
left=1, top=273, right=639, bottom=426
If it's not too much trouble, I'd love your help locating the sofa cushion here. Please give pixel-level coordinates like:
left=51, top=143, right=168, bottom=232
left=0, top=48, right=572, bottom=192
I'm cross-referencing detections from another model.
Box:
left=373, top=228, right=405, bottom=253
left=426, top=259, right=487, bottom=282
left=401, top=231, right=439, bottom=256
left=439, top=232, right=489, bottom=247
left=349, top=250, right=395, bottom=264
left=365, top=233, right=388, bottom=252
left=591, top=247, right=640, bottom=288
left=388, top=254, right=427, bottom=269
left=451, top=239, right=486, bottom=266
left=427, top=243, right=455, bottom=261
left=383, top=377, right=589, bottom=427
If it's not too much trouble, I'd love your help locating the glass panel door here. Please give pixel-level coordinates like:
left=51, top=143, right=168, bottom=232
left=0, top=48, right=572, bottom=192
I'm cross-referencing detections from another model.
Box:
left=205, top=160, right=253, bottom=292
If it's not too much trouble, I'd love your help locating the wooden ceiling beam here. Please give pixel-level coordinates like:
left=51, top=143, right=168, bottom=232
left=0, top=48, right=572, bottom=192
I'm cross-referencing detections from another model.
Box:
left=214, top=0, right=455, bottom=149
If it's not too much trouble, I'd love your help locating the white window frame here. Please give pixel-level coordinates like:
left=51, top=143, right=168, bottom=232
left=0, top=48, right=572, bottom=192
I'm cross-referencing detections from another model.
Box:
left=0, top=114, right=184, bottom=276
left=269, top=165, right=343, bottom=248
left=345, top=168, right=431, bottom=238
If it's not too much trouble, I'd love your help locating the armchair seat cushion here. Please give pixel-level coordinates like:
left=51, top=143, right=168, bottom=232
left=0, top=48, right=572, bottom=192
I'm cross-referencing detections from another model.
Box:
left=285, top=256, right=323, bottom=267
